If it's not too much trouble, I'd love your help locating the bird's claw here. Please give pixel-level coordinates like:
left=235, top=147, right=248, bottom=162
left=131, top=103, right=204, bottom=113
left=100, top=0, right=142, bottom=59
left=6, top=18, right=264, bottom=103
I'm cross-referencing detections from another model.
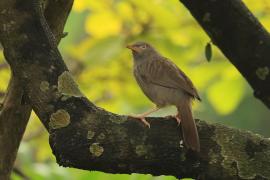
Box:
left=139, top=117, right=151, bottom=128
left=129, top=115, right=151, bottom=128
left=165, top=115, right=181, bottom=126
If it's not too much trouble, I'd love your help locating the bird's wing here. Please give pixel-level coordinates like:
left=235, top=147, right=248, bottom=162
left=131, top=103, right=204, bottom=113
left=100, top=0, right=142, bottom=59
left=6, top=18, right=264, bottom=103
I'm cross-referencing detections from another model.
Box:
left=143, top=57, right=201, bottom=100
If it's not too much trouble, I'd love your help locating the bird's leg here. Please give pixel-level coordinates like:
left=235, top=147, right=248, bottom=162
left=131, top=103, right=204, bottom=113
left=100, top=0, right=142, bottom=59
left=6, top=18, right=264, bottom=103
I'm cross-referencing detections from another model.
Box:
left=136, top=107, right=160, bottom=117
left=129, top=107, right=160, bottom=128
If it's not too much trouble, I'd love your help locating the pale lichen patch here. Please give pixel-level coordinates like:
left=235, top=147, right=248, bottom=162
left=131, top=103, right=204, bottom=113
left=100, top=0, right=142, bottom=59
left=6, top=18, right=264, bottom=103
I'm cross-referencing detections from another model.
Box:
left=49, top=109, right=70, bottom=129
left=135, top=145, right=147, bottom=157
left=208, top=148, right=219, bottom=165
left=79, top=113, right=97, bottom=129
left=89, top=143, right=104, bottom=157
left=87, top=131, right=95, bottom=140
left=97, top=133, right=106, bottom=141
left=256, top=67, right=269, bottom=80
left=49, top=65, right=56, bottom=73
left=109, top=116, right=127, bottom=124
left=40, top=81, right=50, bottom=92
left=1, top=9, right=7, bottom=14
left=54, top=91, right=62, bottom=99
left=52, top=85, right=57, bottom=90
left=61, top=95, right=71, bottom=101
left=58, top=71, right=83, bottom=97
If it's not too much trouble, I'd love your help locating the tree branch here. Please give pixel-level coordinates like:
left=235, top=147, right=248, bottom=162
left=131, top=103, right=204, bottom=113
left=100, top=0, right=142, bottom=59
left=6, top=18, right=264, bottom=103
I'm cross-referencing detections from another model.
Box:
left=179, top=0, right=270, bottom=108
left=0, top=0, right=73, bottom=179
left=44, top=0, right=73, bottom=44
left=0, top=75, right=31, bottom=180
left=0, top=0, right=269, bottom=180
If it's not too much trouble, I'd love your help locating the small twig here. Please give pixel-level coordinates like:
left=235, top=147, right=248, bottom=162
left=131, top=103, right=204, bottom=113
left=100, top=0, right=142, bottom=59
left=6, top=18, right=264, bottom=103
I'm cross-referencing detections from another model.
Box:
left=0, top=91, right=5, bottom=97
left=0, top=62, right=8, bottom=71
left=13, top=166, right=30, bottom=180
left=23, top=126, right=45, bottom=141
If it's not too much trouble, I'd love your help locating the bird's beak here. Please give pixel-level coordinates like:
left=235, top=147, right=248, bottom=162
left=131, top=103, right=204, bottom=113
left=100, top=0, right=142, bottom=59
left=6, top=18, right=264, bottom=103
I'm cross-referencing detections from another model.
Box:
left=126, top=44, right=140, bottom=53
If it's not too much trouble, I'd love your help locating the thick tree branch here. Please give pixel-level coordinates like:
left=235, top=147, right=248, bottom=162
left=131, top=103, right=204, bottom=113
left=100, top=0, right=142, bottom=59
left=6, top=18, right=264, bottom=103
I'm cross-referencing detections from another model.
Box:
left=0, top=0, right=73, bottom=179
left=0, top=0, right=269, bottom=180
left=179, top=0, right=270, bottom=108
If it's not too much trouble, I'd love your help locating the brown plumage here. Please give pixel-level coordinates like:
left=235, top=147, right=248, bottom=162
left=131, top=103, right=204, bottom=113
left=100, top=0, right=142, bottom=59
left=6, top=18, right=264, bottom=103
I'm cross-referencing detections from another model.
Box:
left=127, top=41, right=201, bottom=152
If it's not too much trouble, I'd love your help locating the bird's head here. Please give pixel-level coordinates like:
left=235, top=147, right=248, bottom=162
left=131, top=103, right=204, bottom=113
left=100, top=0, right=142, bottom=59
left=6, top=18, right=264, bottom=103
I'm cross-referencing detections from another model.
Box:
left=126, top=42, right=157, bottom=60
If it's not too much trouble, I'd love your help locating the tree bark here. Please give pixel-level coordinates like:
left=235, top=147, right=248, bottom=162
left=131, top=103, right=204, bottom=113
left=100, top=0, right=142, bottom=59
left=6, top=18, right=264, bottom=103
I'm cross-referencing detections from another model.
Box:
left=179, top=0, right=270, bottom=109
left=0, top=0, right=269, bottom=180
left=0, top=0, right=73, bottom=179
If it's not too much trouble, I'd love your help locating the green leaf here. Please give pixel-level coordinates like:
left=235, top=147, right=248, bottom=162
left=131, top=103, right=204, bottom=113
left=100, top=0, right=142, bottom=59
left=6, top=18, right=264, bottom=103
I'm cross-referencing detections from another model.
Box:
left=205, top=42, right=212, bottom=62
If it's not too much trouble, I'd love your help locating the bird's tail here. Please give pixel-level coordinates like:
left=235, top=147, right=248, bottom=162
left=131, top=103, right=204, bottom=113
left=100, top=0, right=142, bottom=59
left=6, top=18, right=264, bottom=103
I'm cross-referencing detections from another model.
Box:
left=177, top=99, right=200, bottom=152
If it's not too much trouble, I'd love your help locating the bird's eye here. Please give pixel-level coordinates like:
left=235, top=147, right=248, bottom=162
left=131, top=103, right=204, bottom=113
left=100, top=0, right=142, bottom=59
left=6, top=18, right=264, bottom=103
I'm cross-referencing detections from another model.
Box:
left=141, top=45, right=146, bottom=49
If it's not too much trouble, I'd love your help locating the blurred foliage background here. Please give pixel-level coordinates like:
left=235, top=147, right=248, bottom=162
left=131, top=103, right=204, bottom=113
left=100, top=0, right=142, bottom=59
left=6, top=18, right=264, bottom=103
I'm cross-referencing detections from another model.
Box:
left=0, top=0, right=269, bottom=179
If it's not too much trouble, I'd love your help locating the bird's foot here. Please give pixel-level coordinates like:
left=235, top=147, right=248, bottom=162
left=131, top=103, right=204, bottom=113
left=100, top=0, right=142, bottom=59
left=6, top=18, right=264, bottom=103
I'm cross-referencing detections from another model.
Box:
left=165, top=115, right=181, bottom=125
left=129, top=115, right=151, bottom=128
left=175, top=115, right=181, bottom=125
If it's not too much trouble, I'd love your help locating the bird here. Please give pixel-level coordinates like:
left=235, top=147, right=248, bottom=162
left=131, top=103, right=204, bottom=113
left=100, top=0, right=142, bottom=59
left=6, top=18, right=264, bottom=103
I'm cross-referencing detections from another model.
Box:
left=126, top=41, right=201, bottom=152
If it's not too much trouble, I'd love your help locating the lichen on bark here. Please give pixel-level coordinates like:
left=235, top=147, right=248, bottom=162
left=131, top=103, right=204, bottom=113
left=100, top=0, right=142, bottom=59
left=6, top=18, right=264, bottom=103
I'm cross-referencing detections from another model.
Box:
left=213, top=124, right=270, bottom=179
left=58, top=71, right=84, bottom=97
left=89, top=143, right=104, bottom=157
left=49, top=109, right=71, bottom=129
